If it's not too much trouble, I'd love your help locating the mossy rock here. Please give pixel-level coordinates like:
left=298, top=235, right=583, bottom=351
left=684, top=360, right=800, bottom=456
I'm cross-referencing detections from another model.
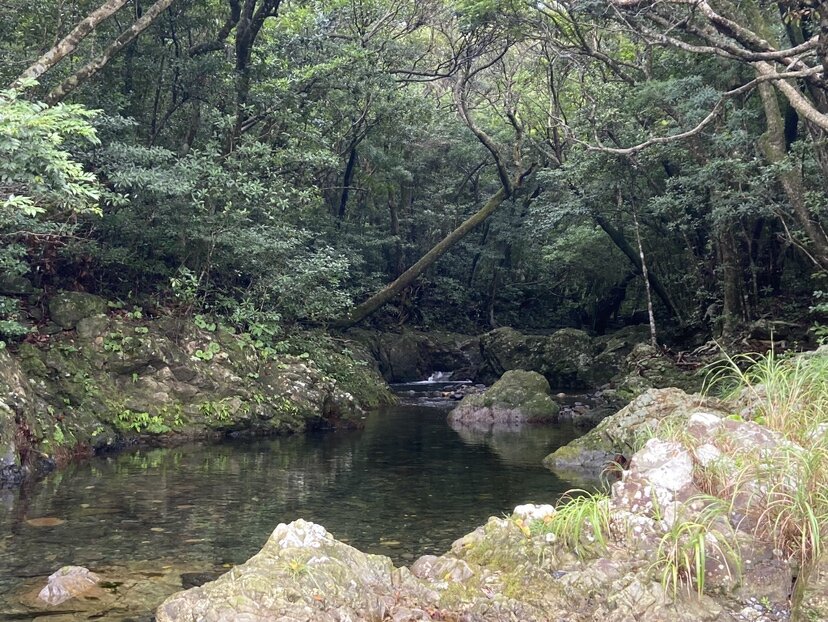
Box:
left=479, top=327, right=602, bottom=389
left=543, top=387, right=726, bottom=472
left=48, top=292, right=108, bottom=329
left=450, top=370, right=560, bottom=425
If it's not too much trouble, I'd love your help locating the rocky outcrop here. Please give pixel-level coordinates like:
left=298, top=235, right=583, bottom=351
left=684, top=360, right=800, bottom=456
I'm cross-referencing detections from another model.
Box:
left=156, top=451, right=791, bottom=622
left=478, top=326, right=604, bottom=389
left=347, top=329, right=481, bottom=382
left=449, top=370, right=560, bottom=427
left=0, top=295, right=391, bottom=485
left=153, top=364, right=827, bottom=621
left=543, top=388, right=727, bottom=472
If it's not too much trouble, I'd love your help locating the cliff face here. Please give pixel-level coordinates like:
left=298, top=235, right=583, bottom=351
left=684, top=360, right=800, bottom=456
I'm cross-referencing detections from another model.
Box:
left=0, top=295, right=383, bottom=485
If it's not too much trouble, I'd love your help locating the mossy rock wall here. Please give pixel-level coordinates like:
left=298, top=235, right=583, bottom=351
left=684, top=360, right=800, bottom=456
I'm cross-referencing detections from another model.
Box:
left=0, top=295, right=393, bottom=484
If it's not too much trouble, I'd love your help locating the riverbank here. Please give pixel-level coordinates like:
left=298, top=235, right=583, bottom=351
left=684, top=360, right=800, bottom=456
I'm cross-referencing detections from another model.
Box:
left=0, top=292, right=394, bottom=485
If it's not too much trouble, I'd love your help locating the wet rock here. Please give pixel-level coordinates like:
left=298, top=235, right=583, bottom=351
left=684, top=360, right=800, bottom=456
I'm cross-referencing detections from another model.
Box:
left=38, top=566, right=101, bottom=605
left=48, top=292, right=108, bottom=329
left=449, top=370, right=560, bottom=426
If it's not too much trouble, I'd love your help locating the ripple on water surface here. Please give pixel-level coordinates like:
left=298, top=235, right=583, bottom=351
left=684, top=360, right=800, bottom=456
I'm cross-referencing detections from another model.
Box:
left=0, top=403, right=590, bottom=619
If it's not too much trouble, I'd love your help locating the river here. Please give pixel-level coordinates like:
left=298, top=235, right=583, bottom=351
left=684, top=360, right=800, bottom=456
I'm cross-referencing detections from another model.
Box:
left=0, top=394, right=586, bottom=620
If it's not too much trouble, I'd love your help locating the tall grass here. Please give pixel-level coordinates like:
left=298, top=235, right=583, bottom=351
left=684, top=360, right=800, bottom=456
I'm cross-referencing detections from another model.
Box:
left=702, top=349, right=828, bottom=567
left=704, top=348, right=828, bottom=443
left=535, top=489, right=611, bottom=558
left=652, top=496, right=742, bottom=597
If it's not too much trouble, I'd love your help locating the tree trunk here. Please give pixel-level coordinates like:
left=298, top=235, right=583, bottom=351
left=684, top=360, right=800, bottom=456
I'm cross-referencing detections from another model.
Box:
left=632, top=207, right=658, bottom=347
left=12, top=0, right=128, bottom=87
left=718, top=232, right=745, bottom=340
left=757, top=81, right=828, bottom=269
left=338, top=146, right=358, bottom=219
left=387, top=191, right=403, bottom=278
left=335, top=187, right=508, bottom=327
left=46, top=0, right=176, bottom=104
left=593, top=213, right=681, bottom=320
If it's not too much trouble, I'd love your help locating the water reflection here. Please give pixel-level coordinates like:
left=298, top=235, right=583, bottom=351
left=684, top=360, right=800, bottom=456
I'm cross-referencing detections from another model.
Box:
left=0, top=404, right=585, bottom=618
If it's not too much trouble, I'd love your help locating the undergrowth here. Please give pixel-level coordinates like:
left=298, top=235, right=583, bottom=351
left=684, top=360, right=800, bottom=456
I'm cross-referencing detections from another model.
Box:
left=552, top=348, right=828, bottom=598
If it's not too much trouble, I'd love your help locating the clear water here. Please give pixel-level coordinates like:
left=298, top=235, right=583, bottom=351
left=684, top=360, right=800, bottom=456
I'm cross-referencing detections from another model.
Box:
left=0, top=403, right=586, bottom=619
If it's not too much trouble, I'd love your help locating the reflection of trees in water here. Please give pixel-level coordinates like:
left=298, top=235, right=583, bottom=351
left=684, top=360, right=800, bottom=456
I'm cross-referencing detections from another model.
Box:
left=448, top=419, right=577, bottom=467
left=0, top=405, right=599, bottom=591
left=0, top=432, right=363, bottom=582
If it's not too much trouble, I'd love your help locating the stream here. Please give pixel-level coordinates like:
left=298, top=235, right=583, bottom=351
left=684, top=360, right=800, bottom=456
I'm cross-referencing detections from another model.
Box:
left=0, top=387, right=588, bottom=620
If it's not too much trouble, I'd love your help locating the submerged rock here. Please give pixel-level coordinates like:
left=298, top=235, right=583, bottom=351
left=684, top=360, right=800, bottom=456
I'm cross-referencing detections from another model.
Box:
left=449, top=370, right=560, bottom=427
left=38, top=566, right=101, bottom=605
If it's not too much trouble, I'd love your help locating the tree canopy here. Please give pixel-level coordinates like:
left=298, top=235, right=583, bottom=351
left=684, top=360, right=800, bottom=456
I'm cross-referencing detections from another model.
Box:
left=3, top=0, right=828, bottom=343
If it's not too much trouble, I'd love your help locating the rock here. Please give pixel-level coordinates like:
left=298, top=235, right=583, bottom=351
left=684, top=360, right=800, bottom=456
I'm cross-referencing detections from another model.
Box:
left=156, top=519, right=404, bottom=622
left=478, top=327, right=601, bottom=389
left=0, top=310, right=382, bottom=486
left=513, top=503, right=556, bottom=521
left=613, top=343, right=702, bottom=400
left=38, top=566, right=101, bottom=605
left=48, top=292, right=108, bottom=329
left=543, top=388, right=726, bottom=472
left=449, top=370, right=560, bottom=427
left=76, top=314, right=110, bottom=339
left=0, top=273, right=33, bottom=295
left=795, top=553, right=828, bottom=621
left=348, top=329, right=481, bottom=383
left=611, top=438, right=697, bottom=527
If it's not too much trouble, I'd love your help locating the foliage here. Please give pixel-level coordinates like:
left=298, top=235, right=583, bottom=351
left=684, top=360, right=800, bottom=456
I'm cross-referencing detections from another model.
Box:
left=651, top=496, right=742, bottom=598
left=0, top=84, right=101, bottom=216
left=532, top=489, right=611, bottom=558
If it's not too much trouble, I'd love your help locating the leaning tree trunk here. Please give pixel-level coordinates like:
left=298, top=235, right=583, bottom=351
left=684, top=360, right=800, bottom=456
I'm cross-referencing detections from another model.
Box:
left=631, top=207, right=658, bottom=347
left=45, top=0, right=176, bottom=104
left=757, top=81, right=828, bottom=270
left=12, top=0, right=128, bottom=87
left=334, top=187, right=507, bottom=327
left=593, top=213, right=681, bottom=320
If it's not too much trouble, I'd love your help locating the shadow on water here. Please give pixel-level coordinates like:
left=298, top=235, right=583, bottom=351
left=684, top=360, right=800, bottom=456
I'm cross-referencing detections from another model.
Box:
left=0, top=402, right=590, bottom=618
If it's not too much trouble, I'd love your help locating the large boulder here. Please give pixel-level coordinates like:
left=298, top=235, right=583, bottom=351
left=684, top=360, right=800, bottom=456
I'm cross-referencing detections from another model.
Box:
left=47, top=292, right=108, bottom=329
left=156, top=520, right=410, bottom=622
left=449, top=370, right=560, bottom=427
left=543, top=388, right=727, bottom=472
left=478, top=327, right=608, bottom=389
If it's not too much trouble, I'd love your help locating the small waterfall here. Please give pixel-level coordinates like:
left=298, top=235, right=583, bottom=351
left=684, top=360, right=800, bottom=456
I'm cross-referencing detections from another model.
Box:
left=426, top=371, right=454, bottom=382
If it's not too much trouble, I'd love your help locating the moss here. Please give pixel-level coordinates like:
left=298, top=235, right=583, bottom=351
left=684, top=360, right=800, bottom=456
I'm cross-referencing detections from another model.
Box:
left=17, top=343, right=47, bottom=377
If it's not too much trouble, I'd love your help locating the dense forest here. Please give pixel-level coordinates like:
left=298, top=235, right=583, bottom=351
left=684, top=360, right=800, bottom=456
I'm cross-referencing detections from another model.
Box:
left=5, top=3, right=828, bottom=619
left=3, top=0, right=828, bottom=344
